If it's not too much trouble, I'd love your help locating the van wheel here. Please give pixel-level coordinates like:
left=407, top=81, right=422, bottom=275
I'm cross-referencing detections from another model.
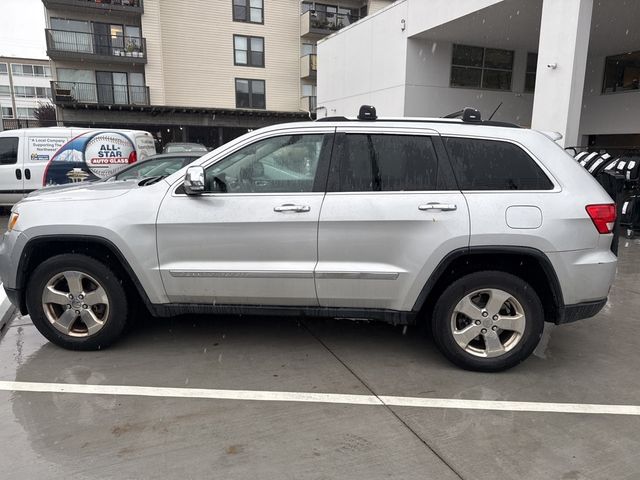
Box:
left=431, top=271, right=544, bottom=372
left=26, top=254, right=128, bottom=350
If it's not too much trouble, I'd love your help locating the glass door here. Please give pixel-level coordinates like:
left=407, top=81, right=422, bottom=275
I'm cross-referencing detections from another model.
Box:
left=96, top=71, right=114, bottom=104
left=112, top=72, right=128, bottom=104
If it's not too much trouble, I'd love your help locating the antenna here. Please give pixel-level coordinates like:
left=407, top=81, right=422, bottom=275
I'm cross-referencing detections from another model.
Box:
left=488, top=102, right=503, bottom=121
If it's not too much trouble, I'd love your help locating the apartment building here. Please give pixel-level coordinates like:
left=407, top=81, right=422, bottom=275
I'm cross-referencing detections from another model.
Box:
left=0, top=57, right=53, bottom=131
left=43, top=0, right=392, bottom=148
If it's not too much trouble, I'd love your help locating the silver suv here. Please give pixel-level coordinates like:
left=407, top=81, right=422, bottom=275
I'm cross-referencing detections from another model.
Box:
left=0, top=107, right=618, bottom=371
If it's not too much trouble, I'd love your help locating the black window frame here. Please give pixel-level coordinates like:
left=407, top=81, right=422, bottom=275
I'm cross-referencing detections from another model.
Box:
left=235, top=78, right=266, bottom=109
left=233, top=34, right=265, bottom=68
left=524, top=52, right=538, bottom=93
left=442, top=136, right=555, bottom=191
left=326, top=132, right=458, bottom=193
left=232, top=0, right=264, bottom=24
left=450, top=44, right=514, bottom=91
left=0, top=137, right=19, bottom=165
left=602, top=50, right=640, bottom=94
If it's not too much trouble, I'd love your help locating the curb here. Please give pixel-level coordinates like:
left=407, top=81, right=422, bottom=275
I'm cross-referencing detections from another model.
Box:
left=0, top=283, right=17, bottom=335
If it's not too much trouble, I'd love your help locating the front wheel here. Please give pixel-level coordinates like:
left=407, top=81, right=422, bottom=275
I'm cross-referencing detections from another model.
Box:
left=26, top=254, right=128, bottom=350
left=431, top=271, right=544, bottom=372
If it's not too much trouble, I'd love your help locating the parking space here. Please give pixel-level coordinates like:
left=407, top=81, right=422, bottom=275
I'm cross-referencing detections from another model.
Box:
left=0, top=217, right=639, bottom=478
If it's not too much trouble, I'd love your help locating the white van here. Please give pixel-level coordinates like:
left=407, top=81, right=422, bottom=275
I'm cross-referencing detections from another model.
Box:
left=0, top=127, right=156, bottom=206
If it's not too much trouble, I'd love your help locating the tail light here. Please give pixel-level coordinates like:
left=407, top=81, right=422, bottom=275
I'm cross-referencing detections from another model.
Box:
left=128, top=150, right=137, bottom=164
left=586, top=204, right=616, bottom=234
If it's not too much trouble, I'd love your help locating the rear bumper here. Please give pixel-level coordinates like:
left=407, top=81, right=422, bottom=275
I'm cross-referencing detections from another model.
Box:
left=556, top=298, right=607, bottom=324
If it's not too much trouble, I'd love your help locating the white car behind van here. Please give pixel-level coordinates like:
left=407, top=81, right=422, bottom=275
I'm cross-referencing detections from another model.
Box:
left=0, top=127, right=156, bottom=206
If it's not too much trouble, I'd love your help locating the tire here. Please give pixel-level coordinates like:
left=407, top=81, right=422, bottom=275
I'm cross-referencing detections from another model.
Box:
left=26, top=254, right=128, bottom=350
left=431, top=271, right=544, bottom=372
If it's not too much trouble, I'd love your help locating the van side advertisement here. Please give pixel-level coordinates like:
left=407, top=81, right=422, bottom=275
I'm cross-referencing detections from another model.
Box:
left=44, top=131, right=136, bottom=186
left=28, top=137, right=68, bottom=162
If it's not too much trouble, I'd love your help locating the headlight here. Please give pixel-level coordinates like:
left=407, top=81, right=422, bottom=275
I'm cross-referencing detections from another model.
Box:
left=7, top=212, right=19, bottom=232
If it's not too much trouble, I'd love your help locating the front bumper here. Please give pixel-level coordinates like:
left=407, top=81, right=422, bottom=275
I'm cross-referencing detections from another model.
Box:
left=556, top=298, right=607, bottom=324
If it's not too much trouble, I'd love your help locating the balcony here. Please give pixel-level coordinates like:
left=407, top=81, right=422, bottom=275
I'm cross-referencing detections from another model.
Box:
left=42, top=0, right=143, bottom=14
left=46, top=30, right=147, bottom=64
left=300, top=54, right=317, bottom=79
left=52, top=81, right=150, bottom=106
left=300, top=10, right=360, bottom=38
left=300, top=95, right=317, bottom=112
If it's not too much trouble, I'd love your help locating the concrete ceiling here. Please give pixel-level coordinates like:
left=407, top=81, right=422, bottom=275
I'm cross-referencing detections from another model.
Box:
left=413, top=0, right=640, bottom=57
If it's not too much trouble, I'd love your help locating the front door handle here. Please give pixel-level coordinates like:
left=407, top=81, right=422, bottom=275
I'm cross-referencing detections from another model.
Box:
left=274, top=204, right=311, bottom=213
left=418, top=203, right=457, bottom=212
left=15, top=169, right=21, bottom=180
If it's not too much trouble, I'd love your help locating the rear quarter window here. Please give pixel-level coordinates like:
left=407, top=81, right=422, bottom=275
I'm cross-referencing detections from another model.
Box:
left=443, top=137, right=554, bottom=190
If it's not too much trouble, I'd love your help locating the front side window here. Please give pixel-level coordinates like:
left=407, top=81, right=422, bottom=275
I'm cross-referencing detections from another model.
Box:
left=0, top=137, right=19, bottom=165
left=234, top=35, right=264, bottom=67
left=331, top=134, right=440, bottom=192
left=443, top=137, right=553, bottom=190
left=233, top=0, right=263, bottom=23
left=451, top=44, right=513, bottom=91
left=235, top=78, right=265, bottom=109
left=204, top=134, right=326, bottom=193
left=603, top=50, right=640, bottom=93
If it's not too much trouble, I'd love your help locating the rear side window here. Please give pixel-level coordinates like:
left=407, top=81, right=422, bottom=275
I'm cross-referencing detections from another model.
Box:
left=443, top=137, right=554, bottom=190
left=332, top=134, right=440, bottom=191
left=0, top=137, right=18, bottom=165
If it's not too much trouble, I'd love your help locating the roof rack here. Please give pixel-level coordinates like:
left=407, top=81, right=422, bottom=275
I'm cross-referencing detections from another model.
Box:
left=315, top=105, right=520, bottom=128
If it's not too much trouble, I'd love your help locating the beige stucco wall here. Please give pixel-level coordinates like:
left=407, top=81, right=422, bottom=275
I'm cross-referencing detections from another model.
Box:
left=143, top=0, right=301, bottom=112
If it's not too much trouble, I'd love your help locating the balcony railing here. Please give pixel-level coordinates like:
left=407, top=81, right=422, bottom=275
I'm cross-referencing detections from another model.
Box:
left=52, top=81, right=150, bottom=106
left=300, top=54, right=317, bottom=79
left=42, top=0, right=144, bottom=13
left=300, top=10, right=360, bottom=38
left=46, top=30, right=147, bottom=63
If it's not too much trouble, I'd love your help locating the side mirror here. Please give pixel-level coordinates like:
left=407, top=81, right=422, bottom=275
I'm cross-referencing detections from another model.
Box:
left=183, top=165, right=205, bottom=195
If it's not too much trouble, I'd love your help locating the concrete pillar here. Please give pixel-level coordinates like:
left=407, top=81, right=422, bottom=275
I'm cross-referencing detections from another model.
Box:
left=531, top=0, right=593, bottom=147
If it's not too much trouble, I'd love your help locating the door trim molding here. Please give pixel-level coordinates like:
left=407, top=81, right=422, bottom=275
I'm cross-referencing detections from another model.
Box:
left=169, top=270, right=314, bottom=279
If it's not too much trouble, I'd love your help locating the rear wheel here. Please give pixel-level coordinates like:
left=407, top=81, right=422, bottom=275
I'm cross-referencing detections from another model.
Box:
left=431, top=271, right=544, bottom=372
left=26, top=254, right=128, bottom=350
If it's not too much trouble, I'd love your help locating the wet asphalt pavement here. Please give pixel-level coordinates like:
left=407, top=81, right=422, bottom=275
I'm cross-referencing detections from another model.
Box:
left=0, top=214, right=639, bottom=479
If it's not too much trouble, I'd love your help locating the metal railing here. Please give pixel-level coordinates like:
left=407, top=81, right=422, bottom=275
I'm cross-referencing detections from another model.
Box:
left=309, top=11, right=360, bottom=31
left=43, top=0, right=143, bottom=10
left=52, top=81, right=150, bottom=106
left=46, top=29, right=146, bottom=59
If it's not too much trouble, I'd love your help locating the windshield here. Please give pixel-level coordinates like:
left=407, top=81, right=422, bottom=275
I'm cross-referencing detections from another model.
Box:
left=113, top=156, right=192, bottom=181
left=164, top=143, right=208, bottom=153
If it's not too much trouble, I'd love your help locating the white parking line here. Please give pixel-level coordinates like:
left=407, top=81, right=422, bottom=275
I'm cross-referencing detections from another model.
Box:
left=1, top=380, right=639, bottom=416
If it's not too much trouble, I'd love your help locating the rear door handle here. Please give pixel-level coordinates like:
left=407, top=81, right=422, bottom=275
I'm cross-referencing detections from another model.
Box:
left=418, top=203, right=457, bottom=212
left=25, top=168, right=31, bottom=180
left=274, top=204, right=311, bottom=213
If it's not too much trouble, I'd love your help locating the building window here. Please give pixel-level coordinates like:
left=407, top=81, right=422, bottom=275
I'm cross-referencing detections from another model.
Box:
left=602, top=50, right=640, bottom=93
left=11, top=64, right=51, bottom=77
left=13, top=86, right=52, bottom=99
left=0, top=86, right=9, bottom=96
left=233, top=0, right=263, bottom=24
left=1, top=106, right=14, bottom=119
left=234, top=35, right=264, bottom=67
left=0, top=63, right=7, bottom=74
left=525, top=52, right=537, bottom=93
left=235, top=78, right=265, bottom=109
left=450, top=44, right=513, bottom=91
left=17, top=107, right=36, bottom=119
